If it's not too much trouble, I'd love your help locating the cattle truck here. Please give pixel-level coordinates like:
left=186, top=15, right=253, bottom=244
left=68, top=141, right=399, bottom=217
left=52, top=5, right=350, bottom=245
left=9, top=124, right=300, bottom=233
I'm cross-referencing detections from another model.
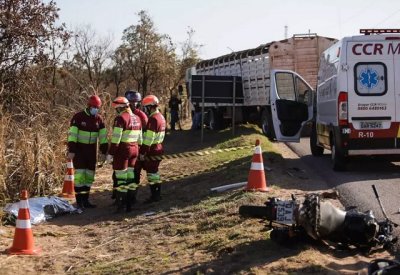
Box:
left=186, top=33, right=337, bottom=138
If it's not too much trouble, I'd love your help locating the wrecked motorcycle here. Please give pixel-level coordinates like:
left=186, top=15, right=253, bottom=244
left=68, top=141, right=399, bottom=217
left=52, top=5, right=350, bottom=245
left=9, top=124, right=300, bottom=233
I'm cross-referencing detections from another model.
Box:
left=239, top=185, right=398, bottom=252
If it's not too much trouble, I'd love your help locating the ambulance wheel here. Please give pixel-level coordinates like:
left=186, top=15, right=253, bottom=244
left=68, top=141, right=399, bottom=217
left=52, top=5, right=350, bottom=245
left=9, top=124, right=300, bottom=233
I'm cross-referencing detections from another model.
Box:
left=261, top=109, right=276, bottom=140
left=310, top=123, right=323, bottom=156
left=331, top=137, right=346, bottom=171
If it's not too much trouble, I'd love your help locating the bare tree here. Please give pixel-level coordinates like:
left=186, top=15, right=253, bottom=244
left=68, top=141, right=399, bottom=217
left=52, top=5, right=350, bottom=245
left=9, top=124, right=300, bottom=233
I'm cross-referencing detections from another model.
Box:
left=72, top=25, right=113, bottom=90
left=0, top=0, right=68, bottom=108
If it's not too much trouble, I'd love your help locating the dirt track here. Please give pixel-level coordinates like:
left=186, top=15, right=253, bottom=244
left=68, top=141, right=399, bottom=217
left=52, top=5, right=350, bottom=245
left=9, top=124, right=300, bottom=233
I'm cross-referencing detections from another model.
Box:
left=0, top=126, right=393, bottom=274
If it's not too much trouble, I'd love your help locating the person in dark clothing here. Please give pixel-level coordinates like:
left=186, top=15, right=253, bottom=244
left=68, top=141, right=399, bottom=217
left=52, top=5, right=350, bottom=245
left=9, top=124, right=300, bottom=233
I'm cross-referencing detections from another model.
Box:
left=168, top=94, right=182, bottom=131
left=191, top=102, right=202, bottom=130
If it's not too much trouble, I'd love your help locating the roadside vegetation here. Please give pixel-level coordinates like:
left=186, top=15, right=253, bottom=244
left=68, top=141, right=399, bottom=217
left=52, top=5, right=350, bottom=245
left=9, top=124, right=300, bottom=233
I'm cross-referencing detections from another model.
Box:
left=0, top=0, right=201, bottom=203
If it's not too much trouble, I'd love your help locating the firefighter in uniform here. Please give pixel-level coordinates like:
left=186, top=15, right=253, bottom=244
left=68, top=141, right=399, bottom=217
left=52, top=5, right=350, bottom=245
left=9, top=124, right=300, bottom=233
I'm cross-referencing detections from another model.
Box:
left=140, top=95, right=166, bottom=203
left=67, top=95, right=108, bottom=209
left=107, top=96, right=142, bottom=212
left=124, top=90, right=148, bottom=194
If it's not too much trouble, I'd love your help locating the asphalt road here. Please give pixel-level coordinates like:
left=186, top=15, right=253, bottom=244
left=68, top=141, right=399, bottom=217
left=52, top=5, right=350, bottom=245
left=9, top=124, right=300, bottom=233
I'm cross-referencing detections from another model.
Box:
left=285, top=138, right=400, bottom=249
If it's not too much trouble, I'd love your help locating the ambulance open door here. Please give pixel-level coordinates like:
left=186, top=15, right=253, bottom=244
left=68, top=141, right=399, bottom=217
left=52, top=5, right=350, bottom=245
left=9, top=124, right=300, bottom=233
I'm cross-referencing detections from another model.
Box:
left=270, top=70, right=314, bottom=142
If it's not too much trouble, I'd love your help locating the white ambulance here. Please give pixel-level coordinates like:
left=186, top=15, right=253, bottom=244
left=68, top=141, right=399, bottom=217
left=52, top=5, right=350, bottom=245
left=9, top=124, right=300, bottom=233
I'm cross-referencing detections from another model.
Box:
left=270, top=29, right=400, bottom=170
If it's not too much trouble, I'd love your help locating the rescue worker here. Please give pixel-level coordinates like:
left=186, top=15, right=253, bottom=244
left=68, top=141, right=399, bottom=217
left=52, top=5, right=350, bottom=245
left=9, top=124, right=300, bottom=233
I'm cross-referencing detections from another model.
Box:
left=124, top=90, right=148, bottom=196
left=107, top=96, right=142, bottom=212
left=67, top=95, right=108, bottom=210
left=168, top=93, right=182, bottom=131
left=140, top=95, right=166, bottom=203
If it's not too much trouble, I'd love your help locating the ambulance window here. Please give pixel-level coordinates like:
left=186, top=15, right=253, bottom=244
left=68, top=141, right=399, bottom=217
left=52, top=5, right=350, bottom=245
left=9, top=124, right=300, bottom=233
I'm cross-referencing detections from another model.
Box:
left=275, top=72, right=295, bottom=100
left=354, top=62, right=387, bottom=96
left=295, top=77, right=312, bottom=106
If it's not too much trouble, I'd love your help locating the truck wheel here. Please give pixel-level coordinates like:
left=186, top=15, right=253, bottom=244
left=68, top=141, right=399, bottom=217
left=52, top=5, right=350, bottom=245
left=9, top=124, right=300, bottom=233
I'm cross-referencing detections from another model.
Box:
left=331, top=136, right=346, bottom=171
left=261, top=109, right=276, bottom=140
left=208, top=109, right=222, bottom=130
left=310, top=123, right=324, bottom=156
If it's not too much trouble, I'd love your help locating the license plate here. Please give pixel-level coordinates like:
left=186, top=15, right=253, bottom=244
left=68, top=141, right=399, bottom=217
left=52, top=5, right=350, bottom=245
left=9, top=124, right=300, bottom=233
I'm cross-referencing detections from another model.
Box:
left=276, top=201, right=295, bottom=224
left=360, top=121, right=382, bottom=129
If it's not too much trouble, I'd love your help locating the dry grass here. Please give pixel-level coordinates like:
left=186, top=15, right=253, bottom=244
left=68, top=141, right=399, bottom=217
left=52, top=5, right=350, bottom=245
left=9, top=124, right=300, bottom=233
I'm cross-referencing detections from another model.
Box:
left=0, top=89, right=117, bottom=204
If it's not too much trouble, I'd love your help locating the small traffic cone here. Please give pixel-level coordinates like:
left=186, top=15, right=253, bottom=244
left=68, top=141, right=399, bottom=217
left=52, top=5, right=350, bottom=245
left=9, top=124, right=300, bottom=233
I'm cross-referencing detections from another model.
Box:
left=7, top=190, right=41, bottom=255
left=245, top=139, right=268, bottom=192
left=60, top=158, right=75, bottom=198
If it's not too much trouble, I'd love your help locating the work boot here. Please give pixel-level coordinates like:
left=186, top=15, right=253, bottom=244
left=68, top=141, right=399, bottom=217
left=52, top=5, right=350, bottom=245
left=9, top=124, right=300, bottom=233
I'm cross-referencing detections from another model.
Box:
left=144, top=185, right=157, bottom=204
left=126, top=190, right=137, bottom=213
left=74, top=187, right=85, bottom=210
left=115, top=191, right=127, bottom=213
left=84, top=199, right=97, bottom=208
left=153, top=184, right=162, bottom=202
left=126, top=189, right=131, bottom=212
left=76, top=195, right=85, bottom=210
left=83, top=186, right=97, bottom=208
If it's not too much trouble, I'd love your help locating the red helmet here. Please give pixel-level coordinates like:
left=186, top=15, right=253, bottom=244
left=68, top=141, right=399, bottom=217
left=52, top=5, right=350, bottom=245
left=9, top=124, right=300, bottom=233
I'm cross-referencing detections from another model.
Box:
left=142, top=95, right=159, bottom=107
left=88, top=95, right=101, bottom=108
left=112, top=96, right=129, bottom=109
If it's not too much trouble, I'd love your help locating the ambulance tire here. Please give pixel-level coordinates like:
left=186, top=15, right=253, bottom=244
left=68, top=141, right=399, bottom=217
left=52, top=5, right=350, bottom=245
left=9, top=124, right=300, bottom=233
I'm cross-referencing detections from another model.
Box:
left=310, top=123, right=324, bottom=156
left=331, top=136, right=346, bottom=171
left=261, top=109, right=276, bottom=141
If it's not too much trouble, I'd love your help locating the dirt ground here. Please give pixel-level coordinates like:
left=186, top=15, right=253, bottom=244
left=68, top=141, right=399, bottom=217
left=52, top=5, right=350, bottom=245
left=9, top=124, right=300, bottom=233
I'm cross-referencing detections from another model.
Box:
left=0, top=123, right=394, bottom=274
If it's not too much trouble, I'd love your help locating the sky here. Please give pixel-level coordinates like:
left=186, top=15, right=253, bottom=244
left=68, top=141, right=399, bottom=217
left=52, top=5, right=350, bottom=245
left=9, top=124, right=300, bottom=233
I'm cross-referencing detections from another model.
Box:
left=55, top=0, right=400, bottom=59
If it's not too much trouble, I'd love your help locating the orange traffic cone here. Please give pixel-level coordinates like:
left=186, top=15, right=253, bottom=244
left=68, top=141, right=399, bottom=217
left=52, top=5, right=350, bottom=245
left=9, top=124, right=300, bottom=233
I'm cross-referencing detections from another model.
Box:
left=245, top=139, right=268, bottom=192
left=7, top=190, right=41, bottom=255
left=60, top=158, right=75, bottom=198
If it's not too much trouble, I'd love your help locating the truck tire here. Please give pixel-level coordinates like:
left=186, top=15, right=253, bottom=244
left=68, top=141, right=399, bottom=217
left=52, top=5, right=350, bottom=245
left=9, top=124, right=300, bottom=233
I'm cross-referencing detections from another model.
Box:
left=208, top=109, right=222, bottom=130
left=331, top=136, right=346, bottom=171
left=239, top=205, right=268, bottom=218
left=261, top=109, right=276, bottom=140
left=310, top=123, right=324, bottom=156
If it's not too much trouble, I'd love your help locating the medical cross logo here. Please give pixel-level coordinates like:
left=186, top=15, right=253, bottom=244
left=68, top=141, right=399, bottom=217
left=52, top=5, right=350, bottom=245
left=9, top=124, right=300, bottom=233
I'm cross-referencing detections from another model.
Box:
left=359, top=68, right=379, bottom=90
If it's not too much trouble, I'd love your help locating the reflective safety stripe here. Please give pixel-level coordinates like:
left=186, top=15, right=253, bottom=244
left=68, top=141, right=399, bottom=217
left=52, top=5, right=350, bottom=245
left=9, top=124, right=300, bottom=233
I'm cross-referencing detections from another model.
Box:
left=68, top=126, right=79, bottom=142
left=254, top=146, right=262, bottom=155
left=115, top=169, right=128, bottom=192
left=143, top=130, right=165, bottom=146
left=127, top=167, right=135, bottom=181
left=85, top=170, right=95, bottom=185
left=127, top=182, right=138, bottom=190
left=116, top=183, right=138, bottom=191
left=75, top=169, right=86, bottom=186
left=16, top=219, right=31, bottom=229
left=64, top=174, right=74, bottom=181
left=121, top=129, right=141, bottom=142
left=20, top=200, right=29, bottom=209
left=138, top=131, right=143, bottom=145
left=250, top=162, right=264, bottom=171
left=143, top=130, right=155, bottom=146
left=111, top=127, right=123, bottom=144
left=67, top=161, right=73, bottom=169
left=154, top=131, right=165, bottom=144
left=77, top=130, right=99, bottom=144
left=99, top=128, right=108, bottom=144
left=147, top=172, right=160, bottom=184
